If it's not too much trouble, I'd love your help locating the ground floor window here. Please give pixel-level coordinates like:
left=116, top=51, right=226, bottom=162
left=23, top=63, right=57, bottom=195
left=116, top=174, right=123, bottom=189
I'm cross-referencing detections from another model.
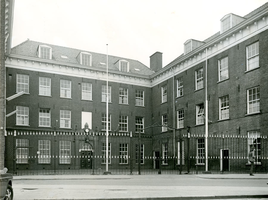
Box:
left=177, top=141, right=185, bottom=165
left=135, top=144, right=144, bottom=164
left=38, top=140, right=51, bottom=164
left=16, top=139, right=29, bottom=164
left=162, top=143, right=168, bottom=165
left=102, top=142, right=111, bottom=164
left=119, top=143, right=128, bottom=164
left=248, top=131, right=261, bottom=164
left=197, top=138, right=205, bottom=165
left=59, top=141, right=71, bottom=164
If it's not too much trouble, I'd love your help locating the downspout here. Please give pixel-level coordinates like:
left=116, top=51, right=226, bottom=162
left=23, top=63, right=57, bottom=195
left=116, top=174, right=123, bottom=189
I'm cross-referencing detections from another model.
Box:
left=172, top=69, right=176, bottom=169
left=205, top=48, right=209, bottom=172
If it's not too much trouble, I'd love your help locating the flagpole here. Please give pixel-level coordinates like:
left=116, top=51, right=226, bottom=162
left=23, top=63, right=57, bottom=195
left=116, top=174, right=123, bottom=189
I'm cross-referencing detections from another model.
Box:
left=105, top=44, right=109, bottom=173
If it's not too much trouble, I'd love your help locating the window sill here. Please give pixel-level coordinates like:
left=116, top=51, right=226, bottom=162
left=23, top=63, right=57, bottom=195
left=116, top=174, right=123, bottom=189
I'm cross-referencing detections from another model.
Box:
left=39, top=95, right=52, bottom=98
left=218, top=118, right=230, bottom=122
left=245, top=66, right=260, bottom=73
left=217, top=78, right=229, bottom=84
left=194, top=88, right=204, bottom=92
left=135, top=105, right=145, bottom=107
left=119, top=103, right=129, bottom=105
left=245, top=112, right=261, bottom=117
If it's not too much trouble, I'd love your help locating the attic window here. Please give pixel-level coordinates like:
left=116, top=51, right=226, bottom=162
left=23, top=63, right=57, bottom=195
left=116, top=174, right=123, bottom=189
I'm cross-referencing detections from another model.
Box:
left=134, top=68, right=140, bottom=71
left=61, top=55, right=68, bottom=59
left=38, top=45, right=52, bottom=59
left=221, top=15, right=231, bottom=33
left=220, top=14, right=245, bottom=34
left=79, top=52, right=92, bottom=66
left=119, top=60, right=129, bottom=72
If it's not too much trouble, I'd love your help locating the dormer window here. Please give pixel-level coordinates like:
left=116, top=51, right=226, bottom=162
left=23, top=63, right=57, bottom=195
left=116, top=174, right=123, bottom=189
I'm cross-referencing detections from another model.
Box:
left=38, top=45, right=52, bottom=59
left=220, top=14, right=245, bottom=34
left=79, top=52, right=92, bottom=66
left=119, top=60, right=129, bottom=72
left=184, top=39, right=204, bottom=55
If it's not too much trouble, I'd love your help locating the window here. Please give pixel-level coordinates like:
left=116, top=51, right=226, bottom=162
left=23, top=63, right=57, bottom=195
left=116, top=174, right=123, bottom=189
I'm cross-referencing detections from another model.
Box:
left=60, top=80, right=71, bottom=98
left=38, top=45, right=52, bottom=59
left=248, top=131, right=261, bottom=164
left=17, top=74, right=29, bottom=93
left=162, top=114, right=168, bottom=132
left=135, top=144, right=144, bottom=164
left=119, top=143, right=128, bottom=164
left=102, top=113, right=111, bottom=131
left=135, top=116, right=144, bottom=133
left=119, top=60, right=129, bottom=72
left=102, top=143, right=111, bottom=164
left=81, top=82, right=92, bottom=101
left=161, top=85, right=167, bottom=103
left=195, top=68, right=204, bottom=90
left=119, top=115, right=128, bottom=132
left=16, top=139, right=29, bottom=164
left=177, top=78, right=183, bottom=97
left=38, top=140, right=51, bottom=164
left=81, top=111, right=92, bottom=130
left=177, top=109, right=184, bottom=129
left=135, top=90, right=144, bottom=106
left=218, top=57, right=229, bottom=81
left=16, top=106, right=29, bottom=126
left=219, top=95, right=229, bottom=120
left=102, top=85, right=111, bottom=102
left=39, top=108, right=51, bottom=127
left=196, top=104, right=204, bottom=125
left=197, top=138, right=205, bottom=165
left=60, top=110, right=71, bottom=128
left=59, top=141, right=71, bottom=164
left=39, top=77, right=51, bottom=96
left=80, top=52, right=92, bottom=66
left=162, top=143, right=168, bottom=165
left=247, top=86, right=260, bottom=114
left=246, top=41, right=259, bottom=71
left=119, top=87, right=128, bottom=104
left=177, top=141, right=185, bottom=165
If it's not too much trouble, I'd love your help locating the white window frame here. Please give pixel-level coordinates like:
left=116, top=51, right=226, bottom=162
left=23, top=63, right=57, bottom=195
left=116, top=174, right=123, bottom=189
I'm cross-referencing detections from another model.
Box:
left=177, top=77, right=183, bottom=97
left=16, top=139, right=29, bottom=164
left=38, top=45, right=52, bottom=59
left=161, top=85, right=167, bottom=103
left=246, top=41, right=259, bottom=71
left=39, top=108, right=51, bottom=127
left=135, top=90, right=144, bottom=106
left=195, top=68, right=204, bottom=90
left=119, top=60, right=129, bottom=72
left=196, top=104, right=204, bottom=125
left=16, top=74, right=29, bottom=93
left=219, top=95, right=229, bottom=120
left=38, top=140, right=51, bottom=164
left=248, top=131, right=261, bottom=164
left=247, top=86, right=260, bottom=114
left=177, top=109, right=184, bottom=129
left=119, top=87, right=128, bottom=104
left=101, top=85, right=111, bottom=102
left=102, top=143, right=111, bottom=164
left=81, top=82, right=92, bottom=101
left=162, top=114, right=168, bottom=132
left=16, top=106, right=29, bottom=126
left=196, top=138, right=205, bottom=165
left=218, top=57, right=229, bottom=81
left=80, top=52, right=92, bottom=66
left=60, top=110, right=71, bottom=129
left=119, top=143, right=128, bottom=164
left=177, top=141, right=185, bottom=165
left=101, top=113, right=111, bottom=131
left=39, top=77, right=51, bottom=96
left=59, top=141, right=71, bottom=164
left=135, top=116, right=144, bottom=133
left=162, top=143, right=168, bottom=165
left=60, top=79, right=71, bottom=98
left=119, top=115, right=128, bottom=132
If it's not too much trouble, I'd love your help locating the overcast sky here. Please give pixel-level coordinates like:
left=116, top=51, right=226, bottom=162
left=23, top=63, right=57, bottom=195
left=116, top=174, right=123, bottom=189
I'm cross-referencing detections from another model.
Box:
left=12, top=0, right=267, bottom=67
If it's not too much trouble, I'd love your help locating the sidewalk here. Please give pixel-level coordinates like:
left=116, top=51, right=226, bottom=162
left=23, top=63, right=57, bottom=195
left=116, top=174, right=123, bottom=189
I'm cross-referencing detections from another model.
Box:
left=13, top=173, right=268, bottom=200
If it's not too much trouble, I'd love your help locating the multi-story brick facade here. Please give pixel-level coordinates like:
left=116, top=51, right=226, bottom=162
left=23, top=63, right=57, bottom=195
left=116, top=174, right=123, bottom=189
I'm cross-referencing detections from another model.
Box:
left=4, top=3, right=268, bottom=174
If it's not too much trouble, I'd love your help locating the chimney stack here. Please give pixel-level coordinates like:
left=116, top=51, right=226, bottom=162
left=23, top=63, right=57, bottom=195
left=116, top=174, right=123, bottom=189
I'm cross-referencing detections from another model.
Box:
left=150, top=52, right=162, bottom=72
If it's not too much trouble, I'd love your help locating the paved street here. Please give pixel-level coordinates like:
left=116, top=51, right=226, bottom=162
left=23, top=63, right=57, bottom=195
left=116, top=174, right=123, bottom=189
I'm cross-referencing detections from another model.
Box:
left=12, top=173, right=268, bottom=200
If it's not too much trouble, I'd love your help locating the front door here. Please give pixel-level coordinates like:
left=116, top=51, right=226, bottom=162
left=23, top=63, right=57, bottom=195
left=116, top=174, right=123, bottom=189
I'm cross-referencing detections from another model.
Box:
left=154, top=151, right=160, bottom=169
left=80, top=150, right=92, bottom=169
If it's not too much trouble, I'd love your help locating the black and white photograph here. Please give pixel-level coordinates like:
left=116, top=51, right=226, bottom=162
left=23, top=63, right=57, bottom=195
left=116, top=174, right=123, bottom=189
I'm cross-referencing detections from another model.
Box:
left=1, top=0, right=268, bottom=199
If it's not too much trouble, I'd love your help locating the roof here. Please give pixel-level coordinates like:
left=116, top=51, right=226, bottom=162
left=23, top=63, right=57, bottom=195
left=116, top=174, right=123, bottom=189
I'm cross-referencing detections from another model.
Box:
left=10, top=40, right=154, bottom=76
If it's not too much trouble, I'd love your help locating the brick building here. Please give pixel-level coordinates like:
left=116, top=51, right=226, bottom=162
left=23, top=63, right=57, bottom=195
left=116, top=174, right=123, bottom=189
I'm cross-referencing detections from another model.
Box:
left=4, top=3, right=268, bottom=174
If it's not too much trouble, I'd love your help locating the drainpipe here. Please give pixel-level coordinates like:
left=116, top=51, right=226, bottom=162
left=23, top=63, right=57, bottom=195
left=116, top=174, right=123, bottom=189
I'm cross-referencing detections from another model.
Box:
left=205, top=48, right=209, bottom=172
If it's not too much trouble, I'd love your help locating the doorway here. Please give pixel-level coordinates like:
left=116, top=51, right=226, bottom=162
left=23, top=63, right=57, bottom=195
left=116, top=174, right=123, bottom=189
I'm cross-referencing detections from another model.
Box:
left=220, top=149, right=229, bottom=172
left=154, top=151, right=160, bottom=169
left=80, top=150, right=93, bottom=169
